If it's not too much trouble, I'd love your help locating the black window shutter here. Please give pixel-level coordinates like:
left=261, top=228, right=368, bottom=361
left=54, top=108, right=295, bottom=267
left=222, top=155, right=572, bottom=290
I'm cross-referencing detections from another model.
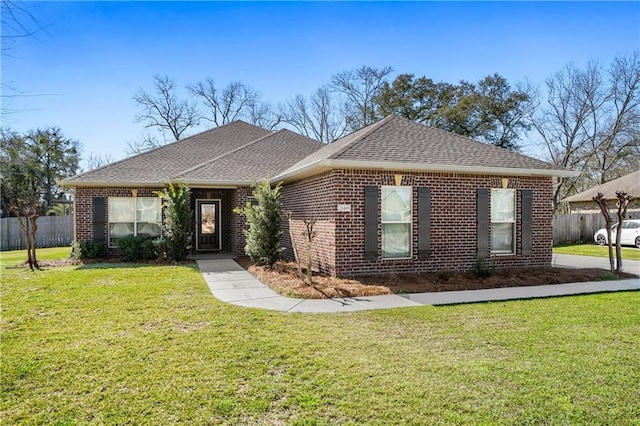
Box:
left=364, top=186, right=378, bottom=260
left=477, top=189, right=489, bottom=257
left=92, top=197, right=106, bottom=242
left=521, top=189, right=533, bottom=256
left=418, top=187, right=431, bottom=259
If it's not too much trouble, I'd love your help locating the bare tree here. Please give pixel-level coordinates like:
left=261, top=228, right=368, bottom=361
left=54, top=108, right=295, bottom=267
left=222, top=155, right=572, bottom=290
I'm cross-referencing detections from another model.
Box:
left=86, top=152, right=115, bottom=170
left=246, top=101, right=282, bottom=130
left=188, top=79, right=262, bottom=126
left=534, top=53, right=640, bottom=208
left=1, top=0, right=49, bottom=117
left=586, top=53, right=640, bottom=185
left=125, top=133, right=163, bottom=156
left=133, top=74, right=199, bottom=141
left=331, top=65, right=393, bottom=130
left=280, top=86, right=349, bottom=143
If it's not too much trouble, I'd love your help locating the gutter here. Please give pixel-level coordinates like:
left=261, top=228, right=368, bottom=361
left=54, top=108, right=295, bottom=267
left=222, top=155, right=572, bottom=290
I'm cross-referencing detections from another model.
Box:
left=272, top=159, right=578, bottom=183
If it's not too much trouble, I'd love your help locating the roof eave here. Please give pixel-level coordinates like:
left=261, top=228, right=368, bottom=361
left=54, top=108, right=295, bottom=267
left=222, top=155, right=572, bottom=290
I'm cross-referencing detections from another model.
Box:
left=59, top=179, right=248, bottom=189
left=272, top=159, right=577, bottom=183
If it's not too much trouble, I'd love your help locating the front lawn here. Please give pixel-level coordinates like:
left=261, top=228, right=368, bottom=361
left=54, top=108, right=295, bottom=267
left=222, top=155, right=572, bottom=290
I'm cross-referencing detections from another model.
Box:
left=554, top=243, right=640, bottom=260
left=2, top=248, right=639, bottom=424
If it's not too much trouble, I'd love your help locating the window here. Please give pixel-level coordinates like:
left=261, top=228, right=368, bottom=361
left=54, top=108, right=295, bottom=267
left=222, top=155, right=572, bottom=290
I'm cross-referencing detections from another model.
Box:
left=381, top=186, right=412, bottom=258
left=108, top=197, right=161, bottom=246
left=491, top=189, right=515, bottom=254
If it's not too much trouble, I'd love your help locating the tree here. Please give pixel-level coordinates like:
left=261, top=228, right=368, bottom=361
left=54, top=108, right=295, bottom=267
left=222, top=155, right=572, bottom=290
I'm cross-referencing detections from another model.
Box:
left=375, top=73, right=535, bottom=150
left=234, top=179, right=283, bottom=267
left=1, top=127, right=80, bottom=269
left=1, top=0, right=47, bottom=117
left=86, top=152, right=115, bottom=170
left=331, top=65, right=393, bottom=130
left=188, top=79, right=260, bottom=126
left=614, top=191, right=632, bottom=273
left=534, top=53, right=640, bottom=208
left=592, top=192, right=615, bottom=272
left=25, top=128, right=81, bottom=209
left=280, top=86, right=349, bottom=143
left=156, top=182, right=192, bottom=262
left=133, top=74, right=199, bottom=144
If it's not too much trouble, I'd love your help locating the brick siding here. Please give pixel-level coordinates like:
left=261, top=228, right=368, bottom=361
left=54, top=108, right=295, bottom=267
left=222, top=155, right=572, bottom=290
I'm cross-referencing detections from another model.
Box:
left=282, top=169, right=554, bottom=277
left=75, top=186, right=240, bottom=256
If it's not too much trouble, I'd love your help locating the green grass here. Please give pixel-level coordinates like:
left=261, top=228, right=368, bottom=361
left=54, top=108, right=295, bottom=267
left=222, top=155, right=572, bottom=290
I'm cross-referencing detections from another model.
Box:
left=554, top=243, right=640, bottom=260
left=2, top=248, right=640, bottom=424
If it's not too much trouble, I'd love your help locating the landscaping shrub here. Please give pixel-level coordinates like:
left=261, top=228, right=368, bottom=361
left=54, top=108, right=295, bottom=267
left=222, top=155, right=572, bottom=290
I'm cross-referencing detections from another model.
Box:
left=234, top=178, right=283, bottom=267
left=473, top=256, right=496, bottom=278
left=117, top=236, right=156, bottom=262
left=79, top=239, right=105, bottom=259
left=156, top=183, right=192, bottom=262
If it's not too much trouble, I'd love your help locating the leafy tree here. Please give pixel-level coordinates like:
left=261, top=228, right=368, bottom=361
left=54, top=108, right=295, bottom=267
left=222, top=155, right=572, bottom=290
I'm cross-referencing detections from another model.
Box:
left=234, top=179, right=283, bottom=267
left=1, top=127, right=79, bottom=268
left=156, top=182, right=192, bottom=262
left=375, top=73, right=534, bottom=150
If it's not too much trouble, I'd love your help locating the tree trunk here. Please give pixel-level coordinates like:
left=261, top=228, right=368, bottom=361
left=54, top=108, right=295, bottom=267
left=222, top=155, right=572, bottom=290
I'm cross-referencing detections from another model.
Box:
left=593, top=193, right=615, bottom=272
left=303, top=219, right=317, bottom=286
left=286, top=212, right=303, bottom=280
left=29, top=213, right=39, bottom=270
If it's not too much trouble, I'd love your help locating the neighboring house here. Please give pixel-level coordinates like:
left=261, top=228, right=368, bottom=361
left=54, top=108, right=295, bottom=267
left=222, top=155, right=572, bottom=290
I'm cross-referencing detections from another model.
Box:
left=562, top=170, right=640, bottom=213
left=61, top=115, right=574, bottom=277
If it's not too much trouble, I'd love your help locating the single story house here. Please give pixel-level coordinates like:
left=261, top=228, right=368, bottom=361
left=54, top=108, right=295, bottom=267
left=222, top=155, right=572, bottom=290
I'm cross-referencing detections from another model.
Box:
left=561, top=170, right=640, bottom=213
left=61, top=115, right=574, bottom=276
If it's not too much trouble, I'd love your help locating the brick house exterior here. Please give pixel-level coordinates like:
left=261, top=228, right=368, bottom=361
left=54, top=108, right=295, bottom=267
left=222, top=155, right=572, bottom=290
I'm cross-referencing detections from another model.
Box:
left=61, top=116, right=574, bottom=276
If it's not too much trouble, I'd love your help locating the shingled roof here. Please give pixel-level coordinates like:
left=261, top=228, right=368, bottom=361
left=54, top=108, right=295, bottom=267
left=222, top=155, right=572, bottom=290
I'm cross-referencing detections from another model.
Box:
left=274, top=115, right=575, bottom=182
left=61, top=121, right=322, bottom=187
left=562, top=170, right=640, bottom=203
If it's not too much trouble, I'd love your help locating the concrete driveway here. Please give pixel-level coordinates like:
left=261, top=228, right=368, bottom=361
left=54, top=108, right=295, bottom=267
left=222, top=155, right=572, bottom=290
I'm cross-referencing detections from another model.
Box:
left=553, top=253, right=640, bottom=275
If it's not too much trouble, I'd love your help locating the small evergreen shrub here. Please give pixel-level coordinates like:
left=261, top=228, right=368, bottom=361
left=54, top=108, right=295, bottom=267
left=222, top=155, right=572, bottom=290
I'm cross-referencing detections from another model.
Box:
left=117, top=236, right=156, bottom=262
left=473, top=256, right=496, bottom=278
left=79, top=239, right=105, bottom=259
left=156, top=183, right=192, bottom=262
left=234, top=178, right=283, bottom=267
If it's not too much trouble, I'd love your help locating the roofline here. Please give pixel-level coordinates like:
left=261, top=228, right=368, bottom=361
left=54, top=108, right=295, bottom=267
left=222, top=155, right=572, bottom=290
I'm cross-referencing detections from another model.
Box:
left=272, top=159, right=578, bottom=183
left=59, top=179, right=250, bottom=189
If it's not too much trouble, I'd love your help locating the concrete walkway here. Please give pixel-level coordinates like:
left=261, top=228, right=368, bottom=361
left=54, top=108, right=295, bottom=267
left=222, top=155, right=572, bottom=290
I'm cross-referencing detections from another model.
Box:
left=197, top=257, right=640, bottom=313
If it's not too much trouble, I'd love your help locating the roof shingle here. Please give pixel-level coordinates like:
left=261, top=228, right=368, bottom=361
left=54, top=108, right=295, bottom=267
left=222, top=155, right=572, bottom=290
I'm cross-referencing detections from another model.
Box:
left=276, top=115, right=571, bottom=180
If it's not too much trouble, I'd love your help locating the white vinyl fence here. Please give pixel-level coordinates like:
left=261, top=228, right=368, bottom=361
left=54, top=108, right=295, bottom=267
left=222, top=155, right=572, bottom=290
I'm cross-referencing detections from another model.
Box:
left=553, top=211, right=640, bottom=245
left=1, top=215, right=73, bottom=251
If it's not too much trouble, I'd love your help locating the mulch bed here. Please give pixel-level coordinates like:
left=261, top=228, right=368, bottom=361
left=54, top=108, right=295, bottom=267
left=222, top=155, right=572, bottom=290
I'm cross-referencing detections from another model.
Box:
left=235, top=257, right=637, bottom=299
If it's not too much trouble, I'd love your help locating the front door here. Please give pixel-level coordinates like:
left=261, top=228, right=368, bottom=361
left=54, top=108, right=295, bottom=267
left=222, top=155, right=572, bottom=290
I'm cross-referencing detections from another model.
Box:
left=196, top=200, right=221, bottom=251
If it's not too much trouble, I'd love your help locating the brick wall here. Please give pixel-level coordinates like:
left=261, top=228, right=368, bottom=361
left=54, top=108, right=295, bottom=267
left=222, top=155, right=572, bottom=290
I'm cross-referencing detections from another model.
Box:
left=282, top=169, right=554, bottom=277
left=281, top=172, right=337, bottom=275
left=75, top=186, right=163, bottom=256
left=230, top=187, right=252, bottom=256
left=75, top=186, right=240, bottom=255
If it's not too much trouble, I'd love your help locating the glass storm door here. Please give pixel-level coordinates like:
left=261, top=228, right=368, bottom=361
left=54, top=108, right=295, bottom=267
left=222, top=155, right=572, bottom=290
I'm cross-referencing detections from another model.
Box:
left=196, top=200, right=220, bottom=251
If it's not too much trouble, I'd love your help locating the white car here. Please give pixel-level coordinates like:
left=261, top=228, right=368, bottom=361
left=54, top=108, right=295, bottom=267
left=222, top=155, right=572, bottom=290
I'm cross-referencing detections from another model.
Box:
left=594, top=219, right=640, bottom=248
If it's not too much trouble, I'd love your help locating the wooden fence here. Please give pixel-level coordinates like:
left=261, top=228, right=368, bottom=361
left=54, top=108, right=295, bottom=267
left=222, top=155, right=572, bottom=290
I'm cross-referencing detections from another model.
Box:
left=1, top=216, right=73, bottom=251
left=553, top=211, right=640, bottom=245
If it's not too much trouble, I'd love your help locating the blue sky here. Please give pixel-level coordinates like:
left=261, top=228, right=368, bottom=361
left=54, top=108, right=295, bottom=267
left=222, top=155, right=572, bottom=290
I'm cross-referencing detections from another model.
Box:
left=3, top=1, right=639, bottom=168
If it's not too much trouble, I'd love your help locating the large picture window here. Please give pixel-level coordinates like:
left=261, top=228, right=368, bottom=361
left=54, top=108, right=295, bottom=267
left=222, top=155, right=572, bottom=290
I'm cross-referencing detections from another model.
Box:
left=381, top=186, right=412, bottom=258
left=491, top=189, right=515, bottom=254
left=108, top=197, right=161, bottom=246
